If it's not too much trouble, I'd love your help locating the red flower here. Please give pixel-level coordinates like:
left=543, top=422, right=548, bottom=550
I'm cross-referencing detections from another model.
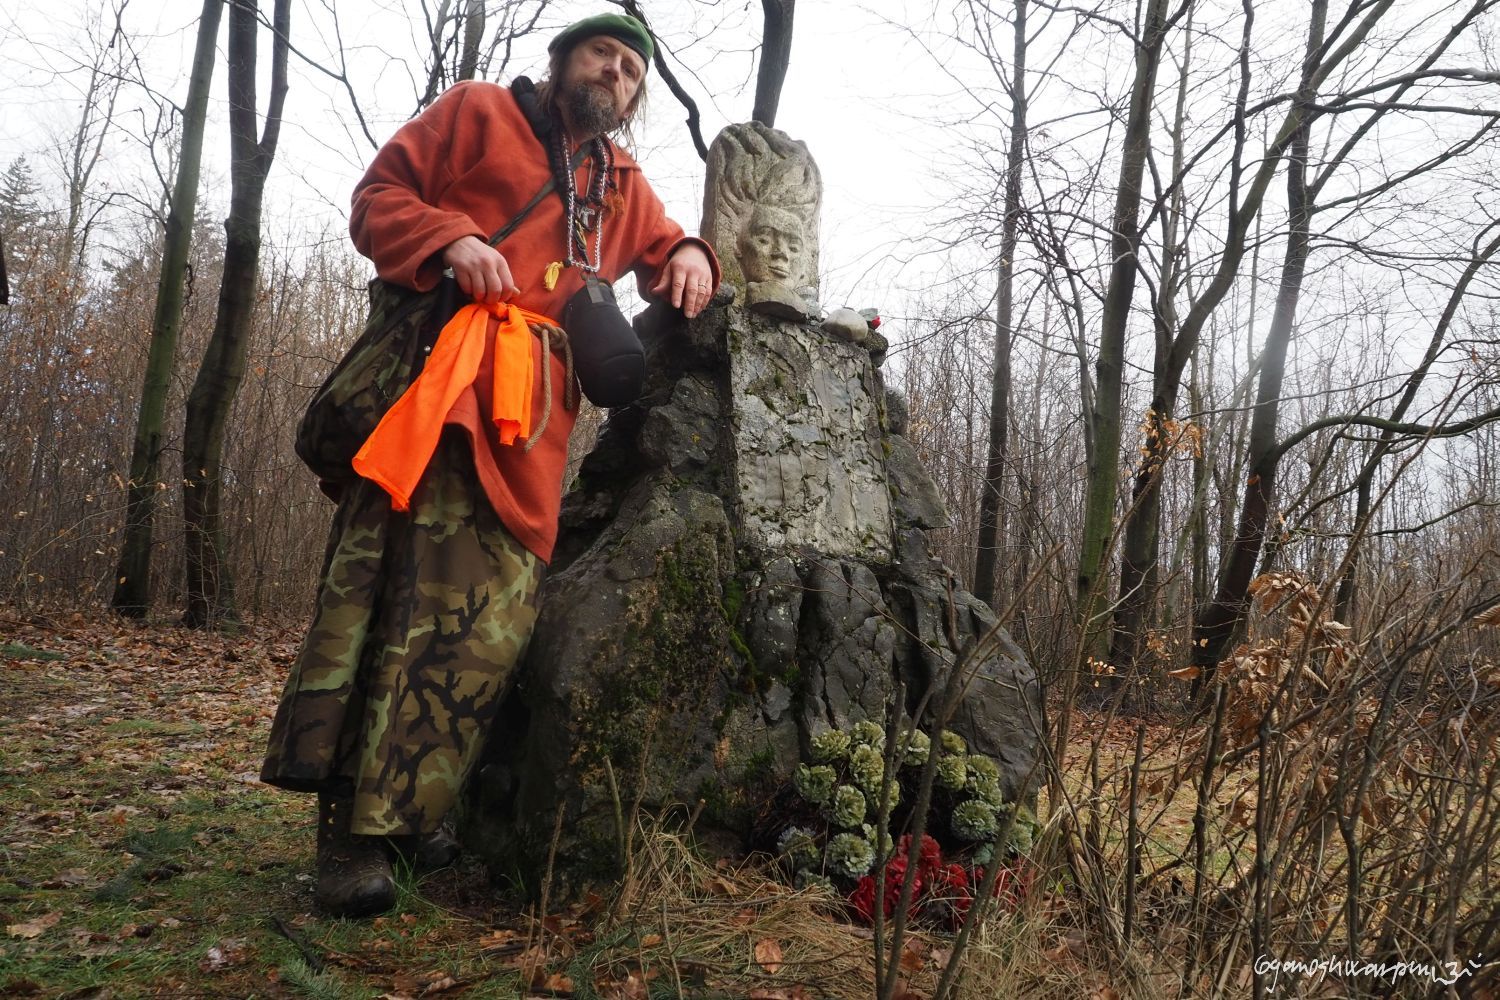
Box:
left=896, top=833, right=943, bottom=879
left=923, top=863, right=975, bottom=928
left=849, top=875, right=877, bottom=923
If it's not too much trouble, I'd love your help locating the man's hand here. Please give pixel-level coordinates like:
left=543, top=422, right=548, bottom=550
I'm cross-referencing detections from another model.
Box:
left=650, top=243, right=715, bottom=319
left=442, top=235, right=517, bottom=303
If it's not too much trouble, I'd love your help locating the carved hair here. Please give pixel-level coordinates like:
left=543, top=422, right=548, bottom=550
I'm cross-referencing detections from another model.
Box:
left=703, top=122, right=821, bottom=288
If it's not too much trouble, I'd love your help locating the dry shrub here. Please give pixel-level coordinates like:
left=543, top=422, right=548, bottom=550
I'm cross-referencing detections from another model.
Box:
left=1049, top=570, right=1500, bottom=998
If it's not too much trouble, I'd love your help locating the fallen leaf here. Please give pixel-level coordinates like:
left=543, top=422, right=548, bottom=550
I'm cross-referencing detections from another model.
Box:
left=890, top=978, right=926, bottom=1000
left=638, top=933, right=663, bottom=947
left=531, top=969, right=574, bottom=995
left=501, top=943, right=550, bottom=970
left=7, top=912, right=61, bottom=939
left=754, top=937, right=784, bottom=975
left=899, top=940, right=926, bottom=974
left=1090, top=987, right=1122, bottom=1000
left=597, top=969, right=650, bottom=1000
left=199, top=937, right=249, bottom=972
left=478, top=928, right=524, bottom=951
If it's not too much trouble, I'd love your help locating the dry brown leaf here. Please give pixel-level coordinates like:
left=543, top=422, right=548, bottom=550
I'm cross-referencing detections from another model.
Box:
left=6, top=912, right=61, bottom=940
left=503, top=944, right=550, bottom=971
left=477, top=928, right=524, bottom=952
left=638, top=933, right=663, bottom=947
left=597, top=969, right=651, bottom=1000
left=899, top=941, right=926, bottom=973
left=754, top=937, right=785, bottom=975
left=890, top=978, right=926, bottom=1000
left=530, top=969, right=574, bottom=995
left=1166, top=665, right=1200, bottom=681
left=1090, top=987, right=1123, bottom=1000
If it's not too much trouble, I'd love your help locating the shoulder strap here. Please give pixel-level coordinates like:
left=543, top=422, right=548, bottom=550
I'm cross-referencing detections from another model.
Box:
left=486, top=77, right=588, bottom=247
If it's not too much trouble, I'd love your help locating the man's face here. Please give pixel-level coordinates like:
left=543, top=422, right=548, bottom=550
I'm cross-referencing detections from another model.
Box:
left=560, top=35, right=646, bottom=135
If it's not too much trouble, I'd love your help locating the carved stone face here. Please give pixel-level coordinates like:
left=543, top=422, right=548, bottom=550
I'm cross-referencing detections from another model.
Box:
left=737, top=206, right=805, bottom=285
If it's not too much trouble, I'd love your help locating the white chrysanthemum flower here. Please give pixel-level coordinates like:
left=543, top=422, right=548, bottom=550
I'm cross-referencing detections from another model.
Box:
left=849, top=742, right=885, bottom=793
left=794, top=869, right=835, bottom=893
left=809, top=728, right=852, bottom=764
left=939, top=730, right=967, bottom=755
left=826, top=832, right=876, bottom=879
left=824, top=783, right=868, bottom=828
left=775, top=825, right=821, bottom=868
left=850, top=720, right=886, bottom=749
left=951, top=799, right=1000, bottom=841
left=936, top=754, right=968, bottom=790
left=899, top=728, right=931, bottom=767
left=792, top=764, right=837, bottom=805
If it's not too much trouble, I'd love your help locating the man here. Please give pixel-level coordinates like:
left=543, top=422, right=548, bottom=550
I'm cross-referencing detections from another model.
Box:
left=261, top=13, right=719, bottom=918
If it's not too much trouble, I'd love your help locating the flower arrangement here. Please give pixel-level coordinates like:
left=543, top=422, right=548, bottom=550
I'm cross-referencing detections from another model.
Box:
left=846, top=834, right=1035, bottom=930
left=769, top=721, right=1040, bottom=929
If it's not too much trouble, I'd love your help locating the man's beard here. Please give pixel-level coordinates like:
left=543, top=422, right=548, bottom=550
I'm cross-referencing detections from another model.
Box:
left=563, top=80, right=622, bottom=137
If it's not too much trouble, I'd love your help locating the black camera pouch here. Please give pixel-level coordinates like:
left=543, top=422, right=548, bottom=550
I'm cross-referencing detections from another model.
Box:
left=564, top=275, right=646, bottom=408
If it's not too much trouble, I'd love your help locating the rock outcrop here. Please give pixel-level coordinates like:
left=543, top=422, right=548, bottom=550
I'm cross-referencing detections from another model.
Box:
left=467, top=123, right=1041, bottom=892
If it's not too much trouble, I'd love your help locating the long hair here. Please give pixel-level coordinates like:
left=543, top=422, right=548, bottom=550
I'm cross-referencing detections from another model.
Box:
left=534, top=46, right=648, bottom=150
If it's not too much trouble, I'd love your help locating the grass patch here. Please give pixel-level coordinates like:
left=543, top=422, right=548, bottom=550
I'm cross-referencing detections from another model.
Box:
left=1, top=641, right=65, bottom=661
left=103, top=718, right=205, bottom=737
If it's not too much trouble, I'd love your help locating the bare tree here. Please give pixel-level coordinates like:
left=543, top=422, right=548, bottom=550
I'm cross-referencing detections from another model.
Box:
left=111, top=0, right=224, bottom=618
left=181, top=0, right=292, bottom=629
left=973, top=0, right=1028, bottom=609
left=753, top=0, right=794, bottom=127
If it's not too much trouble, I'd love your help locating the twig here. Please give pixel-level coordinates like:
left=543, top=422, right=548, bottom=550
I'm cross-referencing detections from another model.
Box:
left=266, top=914, right=325, bottom=973
left=539, top=799, right=566, bottom=928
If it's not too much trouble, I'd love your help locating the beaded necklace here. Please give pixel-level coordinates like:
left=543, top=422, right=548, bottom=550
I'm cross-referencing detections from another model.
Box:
left=546, top=125, right=613, bottom=290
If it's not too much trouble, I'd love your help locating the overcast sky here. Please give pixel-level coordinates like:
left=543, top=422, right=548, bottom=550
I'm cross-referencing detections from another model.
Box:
left=1, top=0, right=997, bottom=317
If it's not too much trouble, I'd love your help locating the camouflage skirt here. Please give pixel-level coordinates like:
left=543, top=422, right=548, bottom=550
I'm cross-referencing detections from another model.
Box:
left=261, top=434, right=542, bottom=836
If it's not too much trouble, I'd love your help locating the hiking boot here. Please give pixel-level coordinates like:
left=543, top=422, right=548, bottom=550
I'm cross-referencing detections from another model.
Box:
left=389, top=822, right=462, bottom=871
left=314, top=792, right=396, bottom=918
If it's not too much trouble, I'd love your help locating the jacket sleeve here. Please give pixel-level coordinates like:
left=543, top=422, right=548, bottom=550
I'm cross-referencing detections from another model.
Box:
left=624, top=178, right=721, bottom=302
left=350, top=83, right=489, bottom=292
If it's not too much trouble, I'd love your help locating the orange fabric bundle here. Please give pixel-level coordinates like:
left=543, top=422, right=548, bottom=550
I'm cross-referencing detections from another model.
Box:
left=352, top=300, right=552, bottom=512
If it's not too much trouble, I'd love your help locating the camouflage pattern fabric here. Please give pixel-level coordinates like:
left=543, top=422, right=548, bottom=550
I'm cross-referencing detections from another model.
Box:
left=296, top=277, right=456, bottom=484
left=262, top=434, right=542, bottom=836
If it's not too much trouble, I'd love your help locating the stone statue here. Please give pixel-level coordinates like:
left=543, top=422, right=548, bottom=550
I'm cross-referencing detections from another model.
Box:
left=702, top=122, right=821, bottom=319
left=470, top=122, right=1040, bottom=897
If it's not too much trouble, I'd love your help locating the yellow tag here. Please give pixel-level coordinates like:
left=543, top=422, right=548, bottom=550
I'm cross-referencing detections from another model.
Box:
left=543, top=261, right=563, bottom=292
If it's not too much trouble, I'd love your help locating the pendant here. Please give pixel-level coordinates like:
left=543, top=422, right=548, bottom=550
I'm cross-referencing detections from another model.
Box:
left=578, top=205, right=597, bottom=229
left=543, top=261, right=563, bottom=292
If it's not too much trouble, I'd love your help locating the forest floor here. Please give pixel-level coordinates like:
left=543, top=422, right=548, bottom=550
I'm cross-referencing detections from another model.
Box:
left=0, top=607, right=1141, bottom=1000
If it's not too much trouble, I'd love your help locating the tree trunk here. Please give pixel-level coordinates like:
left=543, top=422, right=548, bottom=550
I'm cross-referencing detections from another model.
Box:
left=1073, top=0, right=1173, bottom=653
left=111, top=0, right=223, bottom=618
left=182, top=0, right=291, bottom=629
left=973, top=0, right=1027, bottom=608
left=752, top=0, right=795, bottom=127
left=1108, top=0, right=1193, bottom=672
left=1191, top=4, right=1324, bottom=673
left=459, top=0, right=483, bottom=82
left=1192, top=0, right=1483, bottom=669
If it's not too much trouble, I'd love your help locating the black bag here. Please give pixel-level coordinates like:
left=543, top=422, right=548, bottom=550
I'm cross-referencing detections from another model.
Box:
left=295, top=276, right=458, bottom=482
left=565, top=274, right=645, bottom=408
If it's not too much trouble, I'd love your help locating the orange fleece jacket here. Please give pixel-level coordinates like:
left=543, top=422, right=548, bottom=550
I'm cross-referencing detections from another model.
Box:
left=349, top=80, right=719, bottom=563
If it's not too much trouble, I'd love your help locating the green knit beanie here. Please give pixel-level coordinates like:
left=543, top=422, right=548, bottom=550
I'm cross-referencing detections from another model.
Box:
left=549, top=13, right=654, bottom=66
